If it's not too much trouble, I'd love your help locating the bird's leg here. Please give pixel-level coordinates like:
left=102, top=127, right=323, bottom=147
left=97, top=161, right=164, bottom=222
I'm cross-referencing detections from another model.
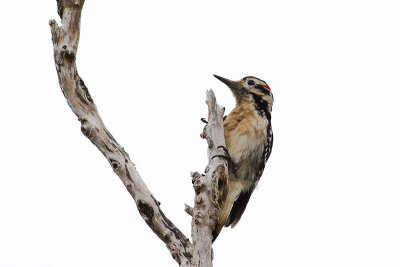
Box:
left=211, top=146, right=230, bottom=161
left=216, top=145, right=229, bottom=155
left=211, top=146, right=236, bottom=174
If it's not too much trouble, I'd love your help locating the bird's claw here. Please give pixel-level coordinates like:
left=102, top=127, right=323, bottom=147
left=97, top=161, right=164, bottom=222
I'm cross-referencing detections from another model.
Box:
left=216, top=145, right=229, bottom=155
left=211, top=146, right=236, bottom=174
left=211, top=154, right=231, bottom=161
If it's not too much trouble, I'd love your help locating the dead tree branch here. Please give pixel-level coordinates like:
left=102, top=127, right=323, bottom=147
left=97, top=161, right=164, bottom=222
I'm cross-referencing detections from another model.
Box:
left=49, top=1, right=192, bottom=266
left=191, top=91, right=229, bottom=266
left=49, top=1, right=229, bottom=266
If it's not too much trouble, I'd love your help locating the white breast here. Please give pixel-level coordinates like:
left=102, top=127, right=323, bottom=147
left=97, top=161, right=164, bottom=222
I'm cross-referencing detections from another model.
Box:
left=225, top=114, right=269, bottom=191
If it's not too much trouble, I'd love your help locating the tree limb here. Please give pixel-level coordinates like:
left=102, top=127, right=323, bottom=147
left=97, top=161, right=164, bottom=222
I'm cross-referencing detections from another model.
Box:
left=191, top=90, right=229, bottom=266
left=49, top=1, right=231, bottom=266
left=49, top=1, right=192, bottom=266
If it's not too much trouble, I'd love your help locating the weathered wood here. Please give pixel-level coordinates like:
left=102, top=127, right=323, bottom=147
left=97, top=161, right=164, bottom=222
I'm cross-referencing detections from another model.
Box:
left=191, top=91, right=229, bottom=267
left=49, top=1, right=192, bottom=266
left=49, top=1, right=229, bottom=266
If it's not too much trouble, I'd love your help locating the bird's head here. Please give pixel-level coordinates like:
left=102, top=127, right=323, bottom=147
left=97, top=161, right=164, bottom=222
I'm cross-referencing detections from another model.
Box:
left=214, top=75, right=273, bottom=111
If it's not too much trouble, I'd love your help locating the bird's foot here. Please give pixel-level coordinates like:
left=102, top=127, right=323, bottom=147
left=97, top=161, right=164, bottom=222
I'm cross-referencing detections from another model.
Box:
left=216, top=145, right=229, bottom=155
left=211, top=146, right=236, bottom=173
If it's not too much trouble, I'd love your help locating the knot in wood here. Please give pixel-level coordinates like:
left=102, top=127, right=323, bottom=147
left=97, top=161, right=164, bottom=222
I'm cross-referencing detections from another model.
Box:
left=191, top=172, right=204, bottom=192
left=215, top=165, right=228, bottom=207
left=195, top=195, right=203, bottom=205
left=193, top=179, right=203, bottom=192
left=60, top=44, right=76, bottom=59
left=109, top=158, right=120, bottom=171
left=163, top=232, right=172, bottom=242
left=137, top=200, right=154, bottom=221
left=194, top=210, right=202, bottom=223
left=208, top=139, right=214, bottom=149
left=170, top=248, right=180, bottom=263
left=80, top=118, right=93, bottom=138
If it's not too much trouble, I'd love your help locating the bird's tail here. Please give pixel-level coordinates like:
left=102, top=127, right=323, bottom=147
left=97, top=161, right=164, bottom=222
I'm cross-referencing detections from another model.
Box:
left=212, top=207, right=231, bottom=242
left=212, top=181, right=243, bottom=242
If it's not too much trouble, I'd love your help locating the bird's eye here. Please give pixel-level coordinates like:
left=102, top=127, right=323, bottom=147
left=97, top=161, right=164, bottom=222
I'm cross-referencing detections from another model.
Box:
left=247, top=80, right=255, bottom=86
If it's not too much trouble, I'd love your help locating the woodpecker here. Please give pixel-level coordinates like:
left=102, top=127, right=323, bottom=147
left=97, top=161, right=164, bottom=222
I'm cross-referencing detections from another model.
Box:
left=212, top=75, right=274, bottom=242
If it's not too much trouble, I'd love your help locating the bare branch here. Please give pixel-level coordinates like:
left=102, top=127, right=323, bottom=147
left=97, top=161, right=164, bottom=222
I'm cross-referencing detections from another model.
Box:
left=184, top=204, right=194, bottom=217
left=191, top=90, right=229, bottom=267
left=49, top=1, right=192, bottom=265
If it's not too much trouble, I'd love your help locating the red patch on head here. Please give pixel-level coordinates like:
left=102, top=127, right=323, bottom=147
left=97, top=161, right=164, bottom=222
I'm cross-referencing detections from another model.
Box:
left=265, top=84, right=271, bottom=91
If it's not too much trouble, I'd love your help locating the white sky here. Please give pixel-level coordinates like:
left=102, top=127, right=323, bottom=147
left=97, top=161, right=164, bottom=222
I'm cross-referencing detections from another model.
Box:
left=1, top=0, right=400, bottom=266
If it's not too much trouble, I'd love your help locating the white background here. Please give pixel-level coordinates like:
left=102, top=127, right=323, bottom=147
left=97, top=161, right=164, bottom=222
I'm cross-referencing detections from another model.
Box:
left=1, top=1, right=400, bottom=266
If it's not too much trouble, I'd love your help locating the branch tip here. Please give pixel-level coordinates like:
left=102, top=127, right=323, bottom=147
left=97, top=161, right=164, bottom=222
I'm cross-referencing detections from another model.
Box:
left=184, top=204, right=194, bottom=217
left=49, top=19, right=57, bottom=26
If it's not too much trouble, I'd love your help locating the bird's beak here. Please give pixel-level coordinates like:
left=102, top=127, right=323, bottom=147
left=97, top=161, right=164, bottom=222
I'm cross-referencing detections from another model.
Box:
left=214, top=75, right=240, bottom=92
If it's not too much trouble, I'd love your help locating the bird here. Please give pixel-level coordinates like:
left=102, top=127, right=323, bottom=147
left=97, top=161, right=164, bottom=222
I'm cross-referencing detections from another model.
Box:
left=212, top=74, right=274, bottom=242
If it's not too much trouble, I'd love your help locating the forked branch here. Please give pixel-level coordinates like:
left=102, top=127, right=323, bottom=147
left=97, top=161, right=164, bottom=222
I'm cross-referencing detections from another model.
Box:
left=49, top=1, right=229, bottom=266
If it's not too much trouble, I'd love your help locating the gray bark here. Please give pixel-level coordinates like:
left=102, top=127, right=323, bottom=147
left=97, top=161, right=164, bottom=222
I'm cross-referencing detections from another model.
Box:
left=49, top=1, right=228, bottom=266
left=191, top=91, right=229, bottom=267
